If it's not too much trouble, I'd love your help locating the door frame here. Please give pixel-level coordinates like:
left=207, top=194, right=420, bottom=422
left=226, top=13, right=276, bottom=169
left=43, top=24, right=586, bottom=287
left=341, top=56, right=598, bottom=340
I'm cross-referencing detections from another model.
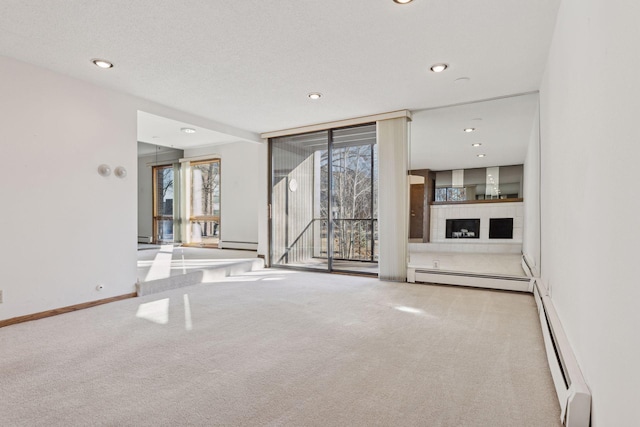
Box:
left=267, top=123, right=378, bottom=275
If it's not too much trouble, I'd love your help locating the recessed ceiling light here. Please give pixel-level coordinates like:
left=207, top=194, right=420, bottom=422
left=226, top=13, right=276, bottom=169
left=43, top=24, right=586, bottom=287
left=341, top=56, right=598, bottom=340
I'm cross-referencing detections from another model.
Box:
left=91, top=59, right=113, bottom=69
left=393, top=0, right=413, bottom=3
left=471, top=143, right=482, bottom=147
left=464, top=128, right=476, bottom=133
left=454, top=77, right=470, bottom=83
left=430, top=63, right=448, bottom=73
left=181, top=127, right=196, bottom=134
left=308, top=92, right=322, bottom=100
left=477, top=154, right=486, bottom=158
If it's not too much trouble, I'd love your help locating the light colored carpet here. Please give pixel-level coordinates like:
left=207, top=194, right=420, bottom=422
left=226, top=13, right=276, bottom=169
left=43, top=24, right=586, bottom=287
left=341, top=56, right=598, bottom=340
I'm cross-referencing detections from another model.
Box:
left=0, top=270, right=560, bottom=426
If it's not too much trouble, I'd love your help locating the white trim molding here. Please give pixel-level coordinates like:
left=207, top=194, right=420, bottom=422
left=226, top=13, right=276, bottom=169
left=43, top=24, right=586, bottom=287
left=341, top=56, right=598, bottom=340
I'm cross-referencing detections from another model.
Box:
left=534, top=279, right=591, bottom=427
left=261, top=110, right=412, bottom=139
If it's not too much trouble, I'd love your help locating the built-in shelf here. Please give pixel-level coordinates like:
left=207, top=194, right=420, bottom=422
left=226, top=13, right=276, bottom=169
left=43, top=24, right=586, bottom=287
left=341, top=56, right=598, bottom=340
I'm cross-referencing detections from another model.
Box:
left=432, top=197, right=523, bottom=206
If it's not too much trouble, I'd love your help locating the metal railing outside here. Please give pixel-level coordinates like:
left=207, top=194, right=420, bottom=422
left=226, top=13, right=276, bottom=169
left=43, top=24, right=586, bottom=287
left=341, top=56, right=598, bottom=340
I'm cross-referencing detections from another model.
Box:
left=276, top=218, right=378, bottom=264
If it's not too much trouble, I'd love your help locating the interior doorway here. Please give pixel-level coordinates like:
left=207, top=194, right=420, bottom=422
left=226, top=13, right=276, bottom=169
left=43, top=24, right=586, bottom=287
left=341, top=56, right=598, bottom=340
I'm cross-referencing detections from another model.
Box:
left=409, top=182, right=425, bottom=240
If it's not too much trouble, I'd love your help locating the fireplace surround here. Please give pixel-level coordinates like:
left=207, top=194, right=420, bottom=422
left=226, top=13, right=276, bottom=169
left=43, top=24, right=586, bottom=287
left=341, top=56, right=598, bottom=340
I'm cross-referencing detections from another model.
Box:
left=430, top=202, right=523, bottom=244
left=446, top=219, right=480, bottom=239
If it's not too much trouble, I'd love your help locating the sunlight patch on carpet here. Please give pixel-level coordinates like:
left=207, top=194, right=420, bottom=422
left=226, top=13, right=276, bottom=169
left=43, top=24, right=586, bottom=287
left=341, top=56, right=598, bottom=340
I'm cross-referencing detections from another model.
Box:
left=183, top=294, right=193, bottom=331
left=136, top=298, right=170, bottom=325
left=144, top=244, right=175, bottom=282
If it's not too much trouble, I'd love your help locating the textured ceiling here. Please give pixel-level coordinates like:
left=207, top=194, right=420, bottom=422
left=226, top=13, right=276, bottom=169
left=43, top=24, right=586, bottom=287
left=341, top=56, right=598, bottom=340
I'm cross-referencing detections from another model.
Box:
left=0, top=0, right=560, bottom=136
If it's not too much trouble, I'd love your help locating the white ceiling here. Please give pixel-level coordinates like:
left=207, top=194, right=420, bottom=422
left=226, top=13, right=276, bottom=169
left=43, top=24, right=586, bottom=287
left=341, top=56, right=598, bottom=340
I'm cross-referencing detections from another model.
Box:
left=137, top=111, right=249, bottom=150
left=0, top=0, right=560, bottom=139
left=411, top=92, right=539, bottom=171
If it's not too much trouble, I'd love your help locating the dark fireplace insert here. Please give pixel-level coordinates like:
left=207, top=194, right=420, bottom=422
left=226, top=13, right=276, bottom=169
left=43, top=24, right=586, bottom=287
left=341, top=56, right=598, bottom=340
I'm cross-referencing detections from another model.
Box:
left=446, top=219, right=480, bottom=239
left=489, top=218, right=514, bottom=239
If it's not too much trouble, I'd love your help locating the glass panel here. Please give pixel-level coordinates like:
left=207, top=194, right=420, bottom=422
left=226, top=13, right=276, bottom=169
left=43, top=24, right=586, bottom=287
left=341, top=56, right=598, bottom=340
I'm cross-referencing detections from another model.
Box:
left=191, top=161, right=220, bottom=217
left=271, top=131, right=328, bottom=270
left=434, top=166, right=524, bottom=201
left=373, top=219, right=379, bottom=262
left=153, top=165, right=174, bottom=243
left=447, top=187, right=466, bottom=201
left=331, top=124, right=378, bottom=274
left=189, top=220, right=219, bottom=246
left=190, top=159, right=220, bottom=247
left=331, top=219, right=374, bottom=261
left=155, top=167, right=174, bottom=216
left=155, top=219, right=174, bottom=242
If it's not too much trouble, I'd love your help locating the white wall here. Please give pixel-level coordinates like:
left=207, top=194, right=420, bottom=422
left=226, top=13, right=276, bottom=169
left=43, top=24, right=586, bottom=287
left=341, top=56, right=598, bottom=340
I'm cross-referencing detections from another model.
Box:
left=539, top=1, right=640, bottom=424
left=137, top=149, right=183, bottom=240
left=0, top=55, right=261, bottom=321
left=0, top=56, right=138, bottom=320
left=522, top=104, right=540, bottom=275
left=184, top=142, right=263, bottom=250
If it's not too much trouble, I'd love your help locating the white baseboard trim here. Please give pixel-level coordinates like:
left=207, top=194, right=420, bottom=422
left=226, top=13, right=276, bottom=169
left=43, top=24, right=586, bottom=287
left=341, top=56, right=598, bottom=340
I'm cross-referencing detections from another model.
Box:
left=534, top=279, right=591, bottom=427
left=521, top=255, right=533, bottom=278
left=218, top=241, right=258, bottom=251
left=522, top=253, right=540, bottom=277
left=408, top=268, right=531, bottom=292
left=409, top=242, right=522, bottom=254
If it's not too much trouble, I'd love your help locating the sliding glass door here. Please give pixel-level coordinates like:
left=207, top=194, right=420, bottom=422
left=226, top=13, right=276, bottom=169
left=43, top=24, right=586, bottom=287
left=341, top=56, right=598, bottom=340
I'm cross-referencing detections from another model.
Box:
left=270, top=123, right=377, bottom=274
left=330, top=126, right=378, bottom=272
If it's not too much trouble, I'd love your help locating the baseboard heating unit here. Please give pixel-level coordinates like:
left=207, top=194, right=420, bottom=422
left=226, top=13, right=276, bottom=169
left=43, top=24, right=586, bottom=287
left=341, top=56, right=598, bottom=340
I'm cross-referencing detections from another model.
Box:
left=218, top=241, right=258, bottom=251
left=408, top=268, right=532, bottom=293
left=533, top=279, right=591, bottom=426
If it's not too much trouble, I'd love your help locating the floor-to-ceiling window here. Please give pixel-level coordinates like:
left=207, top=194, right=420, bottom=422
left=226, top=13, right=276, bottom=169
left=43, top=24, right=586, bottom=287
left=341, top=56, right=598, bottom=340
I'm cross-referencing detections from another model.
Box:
left=189, top=159, right=221, bottom=247
left=152, top=165, right=175, bottom=243
left=270, top=123, right=377, bottom=275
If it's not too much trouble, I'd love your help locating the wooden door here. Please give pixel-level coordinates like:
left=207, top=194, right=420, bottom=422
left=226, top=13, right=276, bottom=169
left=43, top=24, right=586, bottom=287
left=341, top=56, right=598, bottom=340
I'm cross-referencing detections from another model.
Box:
left=410, top=184, right=424, bottom=239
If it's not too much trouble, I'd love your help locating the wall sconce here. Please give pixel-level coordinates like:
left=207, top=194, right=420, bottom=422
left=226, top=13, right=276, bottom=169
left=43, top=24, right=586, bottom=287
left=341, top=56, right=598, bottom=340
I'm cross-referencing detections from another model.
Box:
left=114, top=166, right=127, bottom=178
left=97, top=164, right=111, bottom=177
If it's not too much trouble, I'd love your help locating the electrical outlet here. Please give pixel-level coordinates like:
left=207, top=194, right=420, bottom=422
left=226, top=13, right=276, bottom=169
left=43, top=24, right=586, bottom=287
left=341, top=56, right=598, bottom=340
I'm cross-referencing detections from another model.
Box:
left=433, top=260, right=440, bottom=269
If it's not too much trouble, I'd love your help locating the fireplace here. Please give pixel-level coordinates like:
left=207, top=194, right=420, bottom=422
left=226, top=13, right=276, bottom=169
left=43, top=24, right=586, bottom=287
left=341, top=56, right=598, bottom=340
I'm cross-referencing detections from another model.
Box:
left=446, top=219, right=480, bottom=239
left=489, top=218, right=514, bottom=239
